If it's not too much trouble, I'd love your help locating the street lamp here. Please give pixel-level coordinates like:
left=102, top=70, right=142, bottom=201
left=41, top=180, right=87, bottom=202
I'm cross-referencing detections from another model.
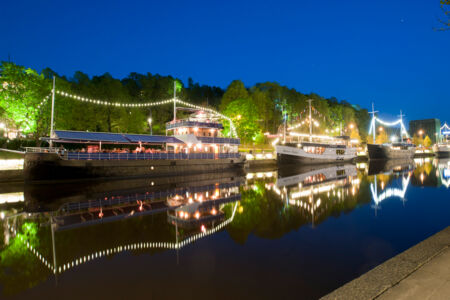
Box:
left=147, top=117, right=152, bottom=135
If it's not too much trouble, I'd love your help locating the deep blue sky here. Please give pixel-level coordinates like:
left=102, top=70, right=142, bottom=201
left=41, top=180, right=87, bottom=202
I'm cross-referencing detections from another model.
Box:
left=1, top=0, right=449, bottom=124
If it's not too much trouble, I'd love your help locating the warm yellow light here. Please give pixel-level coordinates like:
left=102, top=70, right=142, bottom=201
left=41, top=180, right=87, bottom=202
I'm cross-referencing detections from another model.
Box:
left=379, top=126, right=384, bottom=132
left=349, top=124, right=355, bottom=129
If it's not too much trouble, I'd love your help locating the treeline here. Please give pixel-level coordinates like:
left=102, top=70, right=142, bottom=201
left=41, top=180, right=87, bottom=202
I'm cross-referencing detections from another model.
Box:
left=0, top=61, right=369, bottom=144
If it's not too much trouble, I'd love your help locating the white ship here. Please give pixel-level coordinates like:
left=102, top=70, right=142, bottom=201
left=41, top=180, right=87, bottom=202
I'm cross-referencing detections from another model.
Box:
left=433, top=143, right=450, bottom=158
left=276, top=99, right=357, bottom=165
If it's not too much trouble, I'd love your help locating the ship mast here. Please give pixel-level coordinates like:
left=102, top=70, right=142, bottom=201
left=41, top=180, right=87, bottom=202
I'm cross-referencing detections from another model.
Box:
left=398, top=110, right=405, bottom=143
left=307, top=99, right=313, bottom=142
left=369, top=102, right=378, bottom=144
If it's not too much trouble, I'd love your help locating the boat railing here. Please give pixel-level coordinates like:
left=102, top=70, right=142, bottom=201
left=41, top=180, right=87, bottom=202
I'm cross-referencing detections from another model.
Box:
left=25, top=147, right=60, bottom=153
left=166, top=120, right=224, bottom=130
left=64, top=152, right=241, bottom=160
left=197, top=136, right=240, bottom=145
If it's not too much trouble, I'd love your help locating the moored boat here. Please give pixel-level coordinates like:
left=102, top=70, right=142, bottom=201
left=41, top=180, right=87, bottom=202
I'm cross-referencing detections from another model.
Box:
left=433, top=143, right=450, bottom=158
left=367, top=143, right=416, bottom=160
left=276, top=99, right=357, bottom=165
left=24, top=111, right=245, bottom=182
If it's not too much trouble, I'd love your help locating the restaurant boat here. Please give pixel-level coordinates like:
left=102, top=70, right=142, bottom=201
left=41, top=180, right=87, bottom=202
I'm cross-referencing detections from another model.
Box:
left=276, top=100, right=357, bottom=165
left=24, top=111, right=244, bottom=182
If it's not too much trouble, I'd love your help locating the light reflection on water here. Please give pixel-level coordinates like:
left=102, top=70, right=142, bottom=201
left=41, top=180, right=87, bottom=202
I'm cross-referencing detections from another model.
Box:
left=0, top=159, right=449, bottom=299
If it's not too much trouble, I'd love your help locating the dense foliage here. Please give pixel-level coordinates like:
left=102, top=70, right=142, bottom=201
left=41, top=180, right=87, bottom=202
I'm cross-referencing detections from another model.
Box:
left=0, top=61, right=369, bottom=144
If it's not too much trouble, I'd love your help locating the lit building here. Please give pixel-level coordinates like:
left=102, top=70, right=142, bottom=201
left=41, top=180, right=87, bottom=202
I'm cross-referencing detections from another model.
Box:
left=409, top=118, right=441, bottom=143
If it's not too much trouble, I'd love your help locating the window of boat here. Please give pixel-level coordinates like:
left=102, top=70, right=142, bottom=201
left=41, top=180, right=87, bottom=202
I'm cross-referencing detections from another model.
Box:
left=336, top=149, right=345, bottom=155
left=336, top=169, right=346, bottom=176
left=303, top=146, right=325, bottom=154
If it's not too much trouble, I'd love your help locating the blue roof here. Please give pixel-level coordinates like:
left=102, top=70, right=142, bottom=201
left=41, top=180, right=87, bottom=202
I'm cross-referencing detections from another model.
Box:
left=54, top=130, right=129, bottom=143
left=53, top=130, right=184, bottom=144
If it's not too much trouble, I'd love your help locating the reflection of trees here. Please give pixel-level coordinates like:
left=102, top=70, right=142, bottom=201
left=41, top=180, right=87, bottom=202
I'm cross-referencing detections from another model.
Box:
left=0, top=221, right=51, bottom=296
left=224, top=182, right=307, bottom=243
left=224, top=178, right=371, bottom=244
left=412, top=162, right=439, bottom=187
left=0, top=213, right=178, bottom=296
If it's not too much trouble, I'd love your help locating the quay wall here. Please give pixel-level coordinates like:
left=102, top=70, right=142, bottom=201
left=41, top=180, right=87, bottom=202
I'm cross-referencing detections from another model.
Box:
left=321, top=226, right=450, bottom=299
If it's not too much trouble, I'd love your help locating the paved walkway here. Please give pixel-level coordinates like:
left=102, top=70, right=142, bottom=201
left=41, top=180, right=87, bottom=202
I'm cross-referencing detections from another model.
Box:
left=378, top=247, right=450, bottom=299
left=322, top=226, right=450, bottom=300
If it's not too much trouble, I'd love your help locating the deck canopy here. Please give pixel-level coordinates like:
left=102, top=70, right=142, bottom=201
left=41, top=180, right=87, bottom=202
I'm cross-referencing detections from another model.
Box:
left=48, top=130, right=184, bottom=144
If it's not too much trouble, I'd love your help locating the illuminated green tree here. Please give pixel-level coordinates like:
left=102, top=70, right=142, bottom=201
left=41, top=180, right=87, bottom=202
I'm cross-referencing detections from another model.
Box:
left=222, top=98, right=262, bottom=143
left=0, top=62, right=50, bottom=138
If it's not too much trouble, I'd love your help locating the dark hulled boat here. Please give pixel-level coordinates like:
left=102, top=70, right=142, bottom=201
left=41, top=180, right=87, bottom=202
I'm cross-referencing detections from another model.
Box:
left=24, top=112, right=244, bottom=183
left=367, top=143, right=415, bottom=160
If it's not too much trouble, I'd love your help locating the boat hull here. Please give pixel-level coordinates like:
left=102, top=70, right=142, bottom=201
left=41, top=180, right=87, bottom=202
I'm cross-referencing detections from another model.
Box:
left=24, top=152, right=245, bottom=183
left=367, top=144, right=415, bottom=160
left=276, top=145, right=356, bottom=165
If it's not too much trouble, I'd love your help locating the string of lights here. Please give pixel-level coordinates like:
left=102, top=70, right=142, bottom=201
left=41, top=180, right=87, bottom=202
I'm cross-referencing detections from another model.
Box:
left=8, top=202, right=238, bottom=275
left=54, top=89, right=237, bottom=137
left=368, top=116, right=410, bottom=138
left=370, top=174, right=411, bottom=206
left=36, top=93, right=51, bottom=111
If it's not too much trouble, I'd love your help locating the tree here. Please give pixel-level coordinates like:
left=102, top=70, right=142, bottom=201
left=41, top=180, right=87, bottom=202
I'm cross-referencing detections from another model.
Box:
left=436, top=0, right=450, bottom=30
left=376, top=130, right=388, bottom=144
left=222, top=98, right=262, bottom=143
left=250, top=88, right=273, bottom=132
left=412, top=134, right=424, bottom=146
left=0, top=62, right=50, bottom=141
left=220, top=80, right=249, bottom=110
left=423, top=135, right=432, bottom=147
left=350, top=128, right=361, bottom=142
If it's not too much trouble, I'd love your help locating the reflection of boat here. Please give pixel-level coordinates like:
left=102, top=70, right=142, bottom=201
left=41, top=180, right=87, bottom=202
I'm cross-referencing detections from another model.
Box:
left=275, top=163, right=360, bottom=226
left=434, top=158, right=450, bottom=188
left=367, top=158, right=415, bottom=175
left=276, top=164, right=357, bottom=188
left=24, top=171, right=244, bottom=212
left=367, top=143, right=415, bottom=160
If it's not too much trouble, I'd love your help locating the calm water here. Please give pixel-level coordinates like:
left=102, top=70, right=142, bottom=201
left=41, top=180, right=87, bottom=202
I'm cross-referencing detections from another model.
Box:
left=0, top=158, right=449, bottom=299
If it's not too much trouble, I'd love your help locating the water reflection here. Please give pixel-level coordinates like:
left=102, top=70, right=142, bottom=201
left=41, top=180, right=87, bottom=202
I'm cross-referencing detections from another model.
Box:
left=275, top=164, right=360, bottom=226
left=0, top=159, right=449, bottom=298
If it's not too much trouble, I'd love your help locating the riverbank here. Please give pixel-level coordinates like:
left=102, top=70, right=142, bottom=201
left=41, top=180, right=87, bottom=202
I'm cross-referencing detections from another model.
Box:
left=322, top=226, right=450, bottom=299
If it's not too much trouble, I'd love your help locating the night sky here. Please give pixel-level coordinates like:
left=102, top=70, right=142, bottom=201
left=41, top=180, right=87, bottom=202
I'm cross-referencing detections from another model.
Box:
left=1, top=0, right=449, bottom=124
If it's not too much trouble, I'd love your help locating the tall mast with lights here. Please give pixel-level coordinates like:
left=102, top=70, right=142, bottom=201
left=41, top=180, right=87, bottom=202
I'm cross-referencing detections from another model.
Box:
left=369, top=102, right=378, bottom=144
left=307, top=99, right=313, bottom=142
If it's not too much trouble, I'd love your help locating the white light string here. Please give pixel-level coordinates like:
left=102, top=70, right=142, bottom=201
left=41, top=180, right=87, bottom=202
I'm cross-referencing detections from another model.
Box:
left=36, top=93, right=52, bottom=110
left=55, top=202, right=238, bottom=274
left=370, top=174, right=411, bottom=206
left=54, top=90, right=237, bottom=137
left=368, top=116, right=410, bottom=138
